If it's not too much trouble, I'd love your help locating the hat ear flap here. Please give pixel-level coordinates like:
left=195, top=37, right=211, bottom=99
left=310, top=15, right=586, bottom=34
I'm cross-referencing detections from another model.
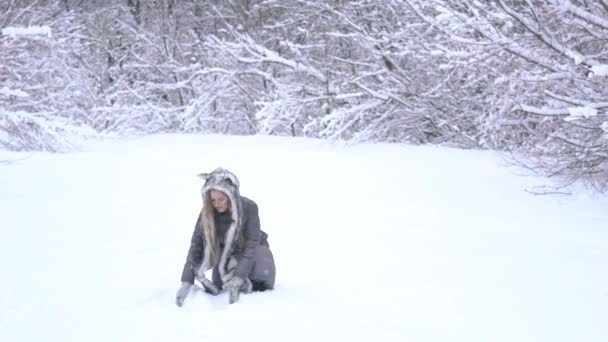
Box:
left=225, top=173, right=240, bottom=188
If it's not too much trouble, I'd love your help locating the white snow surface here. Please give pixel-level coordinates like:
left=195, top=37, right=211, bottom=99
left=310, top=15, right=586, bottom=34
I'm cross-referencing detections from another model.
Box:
left=591, top=64, right=608, bottom=77
left=567, top=106, right=597, bottom=118
left=0, top=87, right=29, bottom=98
left=0, top=134, right=607, bottom=342
left=2, top=25, right=52, bottom=37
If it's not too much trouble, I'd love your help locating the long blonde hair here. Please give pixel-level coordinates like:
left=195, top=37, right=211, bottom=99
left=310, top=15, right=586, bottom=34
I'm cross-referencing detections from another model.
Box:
left=202, top=193, right=220, bottom=268
left=201, top=191, right=234, bottom=268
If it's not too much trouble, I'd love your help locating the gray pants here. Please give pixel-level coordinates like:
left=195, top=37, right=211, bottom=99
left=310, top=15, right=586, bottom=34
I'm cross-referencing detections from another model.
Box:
left=212, top=244, right=276, bottom=290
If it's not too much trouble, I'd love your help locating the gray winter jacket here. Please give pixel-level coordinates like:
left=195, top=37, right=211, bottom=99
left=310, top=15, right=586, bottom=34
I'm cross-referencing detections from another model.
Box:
left=180, top=196, right=269, bottom=284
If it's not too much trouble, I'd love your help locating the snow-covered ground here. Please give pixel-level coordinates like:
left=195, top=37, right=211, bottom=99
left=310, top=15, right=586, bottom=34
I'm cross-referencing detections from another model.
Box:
left=0, top=134, right=607, bottom=342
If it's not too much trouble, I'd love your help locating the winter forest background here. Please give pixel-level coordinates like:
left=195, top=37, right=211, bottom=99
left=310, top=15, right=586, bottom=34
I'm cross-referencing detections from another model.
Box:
left=1, top=0, right=608, bottom=191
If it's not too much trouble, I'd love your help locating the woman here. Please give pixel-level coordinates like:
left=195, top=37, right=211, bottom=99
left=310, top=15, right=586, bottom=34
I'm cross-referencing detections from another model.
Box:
left=176, top=168, right=276, bottom=306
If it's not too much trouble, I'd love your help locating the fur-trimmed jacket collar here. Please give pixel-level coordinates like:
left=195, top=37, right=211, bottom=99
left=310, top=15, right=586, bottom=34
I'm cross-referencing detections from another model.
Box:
left=195, top=168, right=245, bottom=293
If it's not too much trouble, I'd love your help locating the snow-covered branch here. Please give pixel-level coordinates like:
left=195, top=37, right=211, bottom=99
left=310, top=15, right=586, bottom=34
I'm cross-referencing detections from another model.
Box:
left=560, top=0, right=608, bottom=30
left=231, top=36, right=328, bottom=83
left=498, top=0, right=596, bottom=67
left=518, top=102, right=608, bottom=116
left=1, top=25, right=52, bottom=37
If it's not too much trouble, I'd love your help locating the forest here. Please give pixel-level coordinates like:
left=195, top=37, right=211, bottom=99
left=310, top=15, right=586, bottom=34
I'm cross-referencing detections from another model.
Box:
left=1, top=0, right=607, bottom=190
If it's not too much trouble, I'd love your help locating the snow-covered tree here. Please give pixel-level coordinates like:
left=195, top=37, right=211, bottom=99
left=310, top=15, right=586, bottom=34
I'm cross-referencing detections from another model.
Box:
left=2, top=0, right=608, bottom=191
left=407, top=0, right=608, bottom=190
left=0, top=1, right=96, bottom=151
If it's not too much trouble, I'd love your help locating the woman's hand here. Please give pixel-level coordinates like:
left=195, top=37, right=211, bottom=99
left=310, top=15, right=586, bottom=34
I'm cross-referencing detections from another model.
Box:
left=175, top=282, right=192, bottom=307
left=223, top=276, right=252, bottom=304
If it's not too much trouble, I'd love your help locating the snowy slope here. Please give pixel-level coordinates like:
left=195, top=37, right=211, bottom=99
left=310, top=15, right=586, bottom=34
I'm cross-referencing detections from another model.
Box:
left=0, top=134, right=607, bottom=342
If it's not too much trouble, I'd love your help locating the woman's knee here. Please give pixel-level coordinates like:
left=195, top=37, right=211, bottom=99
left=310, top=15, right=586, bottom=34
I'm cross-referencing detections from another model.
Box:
left=250, top=246, right=276, bottom=287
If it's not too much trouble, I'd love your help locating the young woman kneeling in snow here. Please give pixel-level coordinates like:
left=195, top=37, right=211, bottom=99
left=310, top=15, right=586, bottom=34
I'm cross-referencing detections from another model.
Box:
left=176, top=168, right=276, bottom=306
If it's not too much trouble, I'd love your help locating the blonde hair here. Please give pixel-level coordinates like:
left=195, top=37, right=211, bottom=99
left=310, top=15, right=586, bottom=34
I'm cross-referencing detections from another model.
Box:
left=201, top=190, right=232, bottom=268
left=202, top=193, right=219, bottom=268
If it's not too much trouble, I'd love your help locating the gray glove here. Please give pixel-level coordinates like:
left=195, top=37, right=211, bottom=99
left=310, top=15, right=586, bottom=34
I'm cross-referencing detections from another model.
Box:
left=223, top=276, right=252, bottom=304
left=175, top=282, right=192, bottom=307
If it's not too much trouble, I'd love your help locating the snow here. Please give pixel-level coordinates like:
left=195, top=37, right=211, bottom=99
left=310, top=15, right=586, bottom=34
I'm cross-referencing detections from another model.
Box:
left=568, top=51, right=583, bottom=65
left=0, top=86, right=29, bottom=98
left=566, top=106, right=597, bottom=119
left=0, top=134, right=607, bottom=342
left=591, top=64, right=608, bottom=77
left=1, top=25, right=52, bottom=37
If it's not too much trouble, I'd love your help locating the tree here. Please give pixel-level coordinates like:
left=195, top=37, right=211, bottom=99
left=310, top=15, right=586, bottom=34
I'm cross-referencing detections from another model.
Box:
left=0, top=0, right=96, bottom=151
left=406, top=0, right=608, bottom=190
